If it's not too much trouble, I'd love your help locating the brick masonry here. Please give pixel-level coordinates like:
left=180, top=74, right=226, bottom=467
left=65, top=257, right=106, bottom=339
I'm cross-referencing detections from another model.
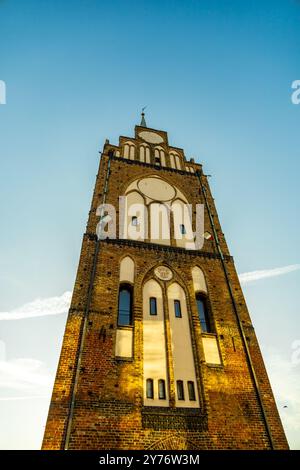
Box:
left=42, top=130, right=289, bottom=450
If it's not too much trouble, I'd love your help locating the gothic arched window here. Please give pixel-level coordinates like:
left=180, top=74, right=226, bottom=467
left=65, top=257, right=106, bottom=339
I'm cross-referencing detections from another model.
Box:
left=195, top=293, right=211, bottom=333
left=146, top=379, right=154, bottom=399
left=118, top=284, right=133, bottom=326
left=123, top=142, right=135, bottom=160
left=188, top=381, right=196, bottom=401
left=158, top=379, right=166, bottom=399
left=176, top=380, right=185, bottom=400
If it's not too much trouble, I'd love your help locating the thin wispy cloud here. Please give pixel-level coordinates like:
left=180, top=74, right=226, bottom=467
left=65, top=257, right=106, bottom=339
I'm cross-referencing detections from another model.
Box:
left=0, top=358, right=53, bottom=391
left=0, top=292, right=72, bottom=321
left=239, top=264, right=300, bottom=285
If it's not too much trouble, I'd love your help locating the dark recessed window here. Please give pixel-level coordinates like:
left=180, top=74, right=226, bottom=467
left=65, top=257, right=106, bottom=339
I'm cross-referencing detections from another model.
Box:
left=174, top=300, right=182, bottom=318
left=180, top=224, right=186, bottom=234
left=131, top=216, right=138, bottom=226
left=188, top=381, right=196, bottom=401
left=177, top=380, right=184, bottom=400
left=158, top=379, right=166, bottom=400
left=118, top=284, right=133, bottom=326
left=146, top=378, right=154, bottom=399
left=149, top=297, right=157, bottom=316
left=196, top=293, right=211, bottom=333
left=155, top=157, right=161, bottom=165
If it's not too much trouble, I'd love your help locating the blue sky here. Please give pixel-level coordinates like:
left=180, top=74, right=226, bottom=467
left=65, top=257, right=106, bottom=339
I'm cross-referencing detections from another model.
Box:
left=0, top=0, right=299, bottom=449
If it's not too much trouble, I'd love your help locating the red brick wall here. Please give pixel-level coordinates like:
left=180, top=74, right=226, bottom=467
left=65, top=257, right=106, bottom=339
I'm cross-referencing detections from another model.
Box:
left=42, top=150, right=288, bottom=450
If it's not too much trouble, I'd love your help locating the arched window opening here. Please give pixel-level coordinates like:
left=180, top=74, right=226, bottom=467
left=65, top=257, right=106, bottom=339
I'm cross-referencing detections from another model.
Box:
left=174, top=299, right=182, bottom=318
left=154, top=148, right=161, bottom=165
left=169, top=153, right=176, bottom=169
left=175, top=155, right=181, bottom=170
left=160, top=150, right=166, bottom=166
left=196, top=293, right=211, bottom=333
left=177, top=380, right=184, bottom=400
left=158, top=379, right=166, bottom=399
left=146, top=379, right=154, bottom=399
left=149, top=297, right=157, bottom=316
left=123, top=142, right=135, bottom=160
left=188, top=381, right=196, bottom=401
left=131, top=216, right=139, bottom=226
left=145, top=146, right=150, bottom=163
left=118, top=284, right=133, bottom=326
left=130, top=145, right=135, bottom=160
left=124, top=144, right=130, bottom=158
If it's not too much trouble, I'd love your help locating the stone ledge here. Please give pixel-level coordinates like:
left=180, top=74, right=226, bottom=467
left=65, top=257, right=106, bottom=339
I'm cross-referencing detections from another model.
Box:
left=83, top=235, right=233, bottom=261
left=107, top=154, right=201, bottom=176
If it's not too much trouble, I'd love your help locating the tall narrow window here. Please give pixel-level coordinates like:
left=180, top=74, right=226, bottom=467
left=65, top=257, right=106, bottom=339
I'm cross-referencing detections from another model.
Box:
left=130, top=145, right=135, bottom=160
left=174, top=299, right=182, bottom=318
left=160, top=150, right=166, bottom=166
left=196, top=293, right=211, bottom=333
left=188, top=381, right=196, bottom=401
left=149, top=297, right=157, bottom=316
left=175, top=155, right=181, bottom=170
left=131, top=216, right=138, bottom=226
left=146, top=379, right=154, bottom=399
left=140, top=146, right=145, bottom=162
left=177, top=380, right=184, bottom=400
left=180, top=224, right=186, bottom=234
left=118, top=284, right=133, bottom=326
left=158, top=379, right=166, bottom=399
left=170, top=154, right=176, bottom=168
left=124, top=144, right=129, bottom=158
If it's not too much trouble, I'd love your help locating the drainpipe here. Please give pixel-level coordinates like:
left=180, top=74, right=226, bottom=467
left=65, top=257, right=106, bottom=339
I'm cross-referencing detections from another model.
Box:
left=196, top=170, right=275, bottom=450
left=64, top=152, right=112, bottom=449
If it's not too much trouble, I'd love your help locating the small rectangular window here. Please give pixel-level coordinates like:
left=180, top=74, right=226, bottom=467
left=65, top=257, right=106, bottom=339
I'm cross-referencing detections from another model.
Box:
left=188, top=381, right=196, bottom=401
left=118, top=285, right=132, bottom=326
left=131, top=216, right=138, bottom=226
left=158, top=379, right=166, bottom=399
left=177, top=380, right=184, bottom=400
left=180, top=224, right=186, bottom=234
left=174, top=300, right=182, bottom=318
left=146, top=378, right=154, bottom=399
left=149, top=297, right=157, bottom=316
left=196, top=294, right=211, bottom=333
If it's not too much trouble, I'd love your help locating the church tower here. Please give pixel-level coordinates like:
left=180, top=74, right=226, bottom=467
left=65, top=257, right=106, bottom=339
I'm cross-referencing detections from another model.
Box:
left=42, top=116, right=288, bottom=450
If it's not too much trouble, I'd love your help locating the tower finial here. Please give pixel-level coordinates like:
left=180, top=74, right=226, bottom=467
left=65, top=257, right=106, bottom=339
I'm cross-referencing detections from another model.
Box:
left=140, top=106, right=147, bottom=127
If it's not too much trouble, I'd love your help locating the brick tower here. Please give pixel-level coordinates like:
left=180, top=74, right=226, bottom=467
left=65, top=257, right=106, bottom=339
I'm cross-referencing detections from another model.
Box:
left=42, top=115, right=288, bottom=450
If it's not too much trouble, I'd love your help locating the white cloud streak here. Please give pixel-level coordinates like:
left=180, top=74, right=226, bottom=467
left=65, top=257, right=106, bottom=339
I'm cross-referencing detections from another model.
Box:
left=239, top=264, right=300, bottom=285
left=0, top=292, right=72, bottom=321
left=0, top=358, right=53, bottom=391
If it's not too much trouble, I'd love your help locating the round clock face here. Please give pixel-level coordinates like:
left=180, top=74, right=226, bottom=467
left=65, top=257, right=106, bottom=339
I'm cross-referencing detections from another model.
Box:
left=138, top=130, right=164, bottom=144
left=138, top=177, right=176, bottom=201
left=154, top=266, right=173, bottom=281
